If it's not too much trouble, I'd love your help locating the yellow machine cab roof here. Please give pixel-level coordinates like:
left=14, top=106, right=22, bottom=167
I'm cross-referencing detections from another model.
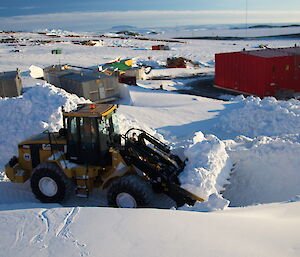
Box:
left=63, top=103, right=117, bottom=118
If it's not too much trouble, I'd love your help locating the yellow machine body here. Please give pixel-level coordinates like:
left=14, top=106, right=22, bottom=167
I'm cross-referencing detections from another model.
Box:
left=5, top=103, right=129, bottom=195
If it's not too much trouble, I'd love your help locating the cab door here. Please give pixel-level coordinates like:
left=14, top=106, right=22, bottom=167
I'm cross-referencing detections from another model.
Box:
left=66, top=116, right=111, bottom=165
left=78, top=117, right=101, bottom=165
left=66, top=117, right=81, bottom=162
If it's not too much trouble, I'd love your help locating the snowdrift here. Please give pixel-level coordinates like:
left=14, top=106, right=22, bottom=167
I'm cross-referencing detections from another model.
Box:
left=217, top=96, right=300, bottom=138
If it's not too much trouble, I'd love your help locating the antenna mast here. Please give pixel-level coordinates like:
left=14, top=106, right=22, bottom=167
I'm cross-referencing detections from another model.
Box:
left=245, top=0, right=248, bottom=38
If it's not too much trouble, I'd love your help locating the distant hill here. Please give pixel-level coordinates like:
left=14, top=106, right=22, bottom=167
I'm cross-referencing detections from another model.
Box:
left=249, top=24, right=300, bottom=29
left=111, top=25, right=137, bottom=31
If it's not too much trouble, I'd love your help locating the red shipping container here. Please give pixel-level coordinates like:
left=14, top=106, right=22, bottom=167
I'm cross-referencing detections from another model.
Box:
left=215, top=47, right=300, bottom=98
left=152, top=45, right=169, bottom=50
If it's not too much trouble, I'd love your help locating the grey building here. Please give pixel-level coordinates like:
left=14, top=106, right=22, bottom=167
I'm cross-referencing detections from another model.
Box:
left=0, top=70, right=22, bottom=98
left=43, top=65, right=120, bottom=102
left=60, top=72, right=120, bottom=102
left=43, top=65, right=73, bottom=88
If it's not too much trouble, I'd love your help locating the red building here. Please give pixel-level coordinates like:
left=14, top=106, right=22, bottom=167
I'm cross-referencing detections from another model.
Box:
left=215, top=47, right=300, bottom=98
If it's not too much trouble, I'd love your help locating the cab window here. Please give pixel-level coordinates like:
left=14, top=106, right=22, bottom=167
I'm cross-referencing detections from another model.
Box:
left=80, top=117, right=98, bottom=143
left=68, top=117, right=78, bottom=141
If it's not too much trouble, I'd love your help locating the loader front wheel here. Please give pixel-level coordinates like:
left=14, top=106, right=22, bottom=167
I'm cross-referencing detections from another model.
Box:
left=31, top=162, right=73, bottom=203
left=107, top=174, right=153, bottom=208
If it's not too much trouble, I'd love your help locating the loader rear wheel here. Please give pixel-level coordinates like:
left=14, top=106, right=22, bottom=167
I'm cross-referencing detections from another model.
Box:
left=30, top=162, right=73, bottom=203
left=107, top=174, right=153, bottom=208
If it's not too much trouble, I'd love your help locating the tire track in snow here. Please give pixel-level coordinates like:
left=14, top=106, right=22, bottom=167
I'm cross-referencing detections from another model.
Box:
left=56, top=207, right=89, bottom=256
left=56, top=207, right=79, bottom=238
left=41, top=209, right=50, bottom=232
left=6, top=215, right=40, bottom=256
left=5, top=212, right=48, bottom=255
left=30, top=209, right=50, bottom=245
left=29, top=207, right=89, bottom=256
left=14, top=217, right=26, bottom=247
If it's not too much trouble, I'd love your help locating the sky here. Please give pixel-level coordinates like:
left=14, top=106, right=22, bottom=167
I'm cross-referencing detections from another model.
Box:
left=0, top=0, right=300, bottom=31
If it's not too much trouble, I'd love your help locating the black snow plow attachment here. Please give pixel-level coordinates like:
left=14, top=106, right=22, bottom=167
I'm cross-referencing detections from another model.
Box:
left=121, top=128, right=204, bottom=207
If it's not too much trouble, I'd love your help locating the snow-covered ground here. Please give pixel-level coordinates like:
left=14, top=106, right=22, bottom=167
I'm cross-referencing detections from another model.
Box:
left=0, top=28, right=300, bottom=256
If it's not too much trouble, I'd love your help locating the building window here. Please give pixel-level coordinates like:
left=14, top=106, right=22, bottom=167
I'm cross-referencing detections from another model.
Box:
left=285, top=65, right=290, bottom=71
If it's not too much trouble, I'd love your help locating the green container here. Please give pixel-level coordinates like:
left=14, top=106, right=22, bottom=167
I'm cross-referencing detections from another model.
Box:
left=51, top=49, right=62, bottom=54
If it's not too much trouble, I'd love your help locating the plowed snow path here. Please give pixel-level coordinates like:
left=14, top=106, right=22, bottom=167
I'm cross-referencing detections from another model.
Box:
left=0, top=181, right=38, bottom=207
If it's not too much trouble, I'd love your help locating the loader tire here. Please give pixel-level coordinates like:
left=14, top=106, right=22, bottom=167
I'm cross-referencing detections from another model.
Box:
left=30, top=162, right=74, bottom=203
left=107, top=174, right=153, bottom=208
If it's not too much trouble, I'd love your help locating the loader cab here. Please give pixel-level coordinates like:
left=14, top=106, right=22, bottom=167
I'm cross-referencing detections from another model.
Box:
left=63, top=104, right=119, bottom=166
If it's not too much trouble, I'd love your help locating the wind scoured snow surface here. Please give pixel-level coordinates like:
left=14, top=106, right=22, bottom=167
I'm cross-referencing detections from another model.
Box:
left=0, top=84, right=87, bottom=171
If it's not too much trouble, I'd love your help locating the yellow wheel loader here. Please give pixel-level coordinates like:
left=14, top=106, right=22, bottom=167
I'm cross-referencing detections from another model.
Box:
left=5, top=104, right=204, bottom=208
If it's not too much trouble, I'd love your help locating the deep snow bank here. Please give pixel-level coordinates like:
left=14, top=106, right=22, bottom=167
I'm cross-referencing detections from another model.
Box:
left=214, top=95, right=300, bottom=206
left=176, top=95, right=300, bottom=209
left=0, top=84, right=86, bottom=172
left=216, top=96, right=300, bottom=138
left=223, top=136, right=300, bottom=206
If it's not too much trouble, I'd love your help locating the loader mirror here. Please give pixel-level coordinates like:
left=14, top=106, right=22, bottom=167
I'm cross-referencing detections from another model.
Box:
left=59, top=128, right=67, bottom=137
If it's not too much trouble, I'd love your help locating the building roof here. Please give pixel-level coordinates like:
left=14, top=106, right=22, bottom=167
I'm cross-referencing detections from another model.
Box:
left=43, top=64, right=69, bottom=72
left=110, top=62, right=131, bottom=71
left=101, top=59, right=133, bottom=71
left=62, top=72, right=110, bottom=82
left=63, top=103, right=117, bottom=117
left=242, top=47, right=300, bottom=58
left=0, top=70, right=18, bottom=81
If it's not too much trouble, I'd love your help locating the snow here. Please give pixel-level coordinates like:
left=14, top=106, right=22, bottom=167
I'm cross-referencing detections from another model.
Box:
left=216, top=96, right=300, bottom=138
left=29, top=65, right=44, bottom=78
left=0, top=202, right=299, bottom=257
left=223, top=136, right=300, bottom=206
left=119, top=85, right=227, bottom=139
left=0, top=27, right=300, bottom=256
left=143, top=67, right=214, bottom=79
left=179, top=131, right=232, bottom=200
